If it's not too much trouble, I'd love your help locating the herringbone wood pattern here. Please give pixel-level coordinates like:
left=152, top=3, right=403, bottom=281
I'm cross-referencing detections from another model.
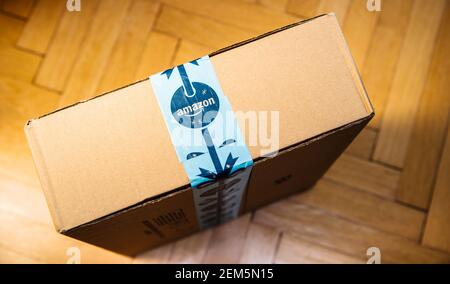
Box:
left=0, top=0, right=449, bottom=263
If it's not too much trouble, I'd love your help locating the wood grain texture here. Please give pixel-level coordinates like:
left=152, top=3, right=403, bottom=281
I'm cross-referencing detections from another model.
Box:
left=202, top=214, right=251, bottom=263
left=254, top=201, right=450, bottom=264
left=239, top=223, right=280, bottom=264
left=0, top=173, right=52, bottom=225
left=134, top=32, right=179, bottom=80
left=345, top=127, right=377, bottom=159
left=0, top=245, right=41, bottom=264
left=287, top=0, right=350, bottom=25
left=0, top=77, right=59, bottom=184
left=363, top=0, right=414, bottom=129
left=58, top=0, right=132, bottom=107
left=287, top=0, right=320, bottom=19
left=397, top=5, right=450, bottom=209
left=258, top=0, right=289, bottom=12
left=0, top=42, right=40, bottom=82
left=275, top=233, right=363, bottom=264
left=17, top=0, right=64, bottom=54
left=155, top=5, right=255, bottom=49
left=324, top=154, right=399, bottom=198
left=316, top=0, right=351, bottom=26
left=2, top=0, right=34, bottom=18
left=133, top=244, right=174, bottom=264
left=173, top=40, right=212, bottom=66
left=342, top=0, right=379, bottom=70
left=169, top=230, right=212, bottom=264
left=0, top=210, right=130, bottom=264
left=422, top=127, right=450, bottom=253
left=0, top=13, right=23, bottom=44
left=291, top=179, right=424, bottom=240
left=96, top=0, right=160, bottom=94
left=35, top=0, right=100, bottom=91
left=161, top=0, right=298, bottom=33
left=0, top=14, right=41, bottom=82
left=373, top=0, right=446, bottom=168
left=0, top=0, right=449, bottom=264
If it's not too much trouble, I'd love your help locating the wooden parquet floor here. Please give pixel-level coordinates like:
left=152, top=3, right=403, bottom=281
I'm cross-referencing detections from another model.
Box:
left=0, top=0, right=449, bottom=263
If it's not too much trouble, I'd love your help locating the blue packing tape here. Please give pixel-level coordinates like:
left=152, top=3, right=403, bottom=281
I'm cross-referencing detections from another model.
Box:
left=149, top=55, right=253, bottom=188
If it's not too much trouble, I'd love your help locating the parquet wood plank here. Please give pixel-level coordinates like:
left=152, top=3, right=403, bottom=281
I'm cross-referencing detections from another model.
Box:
left=134, top=32, right=179, bottom=80
left=324, top=154, right=399, bottom=199
left=17, top=0, right=64, bottom=54
left=287, top=0, right=350, bottom=25
left=1, top=0, right=34, bottom=19
left=286, top=0, right=320, bottom=19
left=0, top=13, right=23, bottom=44
left=258, top=0, right=289, bottom=12
left=291, top=179, right=424, bottom=240
left=202, top=214, right=251, bottom=263
left=345, top=127, right=377, bottom=159
left=363, top=0, right=414, bottom=129
left=133, top=244, right=174, bottom=264
left=0, top=14, right=40, bottom=82
left=254, top=201, right=450, bottom=263
left=35, top=0, right=100, bottom=91
left=168, top=230, right=212, bottom=264
left=161, top=0, right=298, bottom=33
left=397, top=4, right=450, bottom=209
left=422, top=126, right=450, bottom=253
left=0, top=210, right=130, bottom=263
left=173, top=40, right=212, bottom=66
left=0, top=43, right=40, bottom=82
left=0, top=245, right=41, bottom=264
left=373, top=0, right=446, bottom=168
left=239, top=223, right=280, bottom=264
left=275, top=233, right=363, bottom=264
left=155, top=5, right=255, bottom=50
left=0, top=77, right=59, bottom=185
left=341, top=0, right=379, bottom=70
left=96, top=0, right=160, bottom=94
left=58, top=0, right=132, bottom=108
left=316, top=0, right=350, bottom=25
left=0, top=173, right=51, bottom=226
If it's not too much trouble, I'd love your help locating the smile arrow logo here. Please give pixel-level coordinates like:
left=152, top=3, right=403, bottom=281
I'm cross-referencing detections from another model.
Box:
left=161, top=59, right=240, bottom=184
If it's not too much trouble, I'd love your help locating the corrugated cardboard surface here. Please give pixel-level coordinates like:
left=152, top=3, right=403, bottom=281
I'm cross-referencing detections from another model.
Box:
left=25, top=14, right=373, bottom=233
left=65, top=116, right=371, bottom=256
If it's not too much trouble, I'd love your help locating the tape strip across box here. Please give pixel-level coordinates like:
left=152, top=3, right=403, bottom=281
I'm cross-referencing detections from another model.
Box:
left=150, top=55, right=254, bottom=229
left=25, top=14, right=374, bottom=255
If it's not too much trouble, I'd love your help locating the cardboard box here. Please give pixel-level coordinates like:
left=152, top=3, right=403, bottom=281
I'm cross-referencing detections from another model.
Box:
left=25, top=14, right=374, bottom=256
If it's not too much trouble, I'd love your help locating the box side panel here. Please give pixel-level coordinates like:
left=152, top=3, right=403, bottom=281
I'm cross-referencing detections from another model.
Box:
left=64, top=188, right=199, bottom=256
left=244, top=115, right=371, bottom=211
left=24, top=122, right=63, bottom=230
left=64, top=115, right=371, bottom=255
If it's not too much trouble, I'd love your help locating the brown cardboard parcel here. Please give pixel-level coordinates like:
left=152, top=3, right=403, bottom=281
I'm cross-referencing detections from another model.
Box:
left=25, top=14, right=374, bottom=256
